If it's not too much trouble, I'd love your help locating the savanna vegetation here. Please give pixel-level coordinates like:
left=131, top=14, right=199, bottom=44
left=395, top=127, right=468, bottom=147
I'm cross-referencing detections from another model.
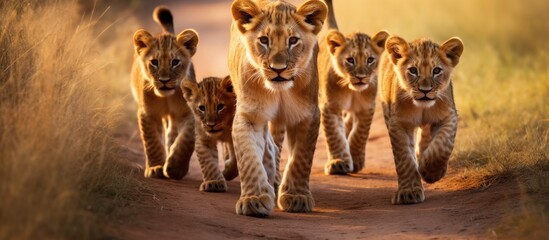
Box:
left=0, top=0, right=141, bottom=239
left=333, top=0, right=548, bottom=238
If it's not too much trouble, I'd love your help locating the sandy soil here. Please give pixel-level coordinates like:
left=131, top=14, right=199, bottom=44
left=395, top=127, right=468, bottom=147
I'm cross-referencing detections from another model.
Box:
left=111, top=1, right=522, bottom=239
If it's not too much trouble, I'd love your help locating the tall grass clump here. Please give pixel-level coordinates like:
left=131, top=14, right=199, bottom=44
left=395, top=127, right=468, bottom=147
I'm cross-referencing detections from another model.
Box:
left=0, top=0, right=139, bottom=239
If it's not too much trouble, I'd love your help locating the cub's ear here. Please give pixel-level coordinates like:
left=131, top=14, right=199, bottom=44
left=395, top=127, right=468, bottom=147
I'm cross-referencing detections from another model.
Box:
left=371, top=30, right=390, bottom=54
left=385, top=36, right=408, bottom=65
left=133, top=29, right=153, bottom=55
left=231, top=0, right=261, bottom=33
left=176, top=29, right=199, bottom=57
left=181, top=79, right=199, bottom=102
left=220, top=75, right=234, bottom=95
left=440, top=37, right=464, bottom=67
left=297, top=0, right=328, bottom=35
left=326, top=30, right=345, bottom=55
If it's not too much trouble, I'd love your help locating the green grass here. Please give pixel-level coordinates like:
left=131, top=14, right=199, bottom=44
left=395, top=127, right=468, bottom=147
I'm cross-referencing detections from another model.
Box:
left=0, top=0, right=141, bottom=239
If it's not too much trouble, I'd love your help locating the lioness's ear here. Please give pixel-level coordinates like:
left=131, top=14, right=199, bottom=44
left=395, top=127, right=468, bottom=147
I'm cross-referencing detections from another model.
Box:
left=326, top=30, right=345, bottom=55
left=297, top=0, right=328, bottom=35
left=176, top=29, right=199, bottom=57
left=133, top=29, right=153, bottom=55
left=440, top=37, right=464, bottom=67
left=371, top=30, right=390, bottom=54
left=385, top=36, right=408, bottom=65
left=220, top=75, right=234, bottom=95
left=231, top=0, right=261, bottom=33
left=181, top=79, right=198, bottom=102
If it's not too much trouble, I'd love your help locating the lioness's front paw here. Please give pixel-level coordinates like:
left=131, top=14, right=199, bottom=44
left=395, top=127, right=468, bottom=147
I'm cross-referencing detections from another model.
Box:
left=419, top=162, right=447, bottom=183
left=324, top=159, right=352, bottom=175
left=144, top=166, right=166, bottom=179
left=235, top=194, right=274, bottom=217
left=392, top=187, right=425, bottom=205
left=200, top=179, right=227, bottom=192
left=278, top=192, right=314, bottom=212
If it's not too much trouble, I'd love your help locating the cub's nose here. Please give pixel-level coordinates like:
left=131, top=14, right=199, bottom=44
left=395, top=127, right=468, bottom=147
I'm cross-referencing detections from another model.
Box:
left=269, top=63, right=287, bottom=74
left=419, top=89, right=432, bottom=94
left=159, top=77, right=170, bottom=84
left=205, top=122, right=216, bottom=128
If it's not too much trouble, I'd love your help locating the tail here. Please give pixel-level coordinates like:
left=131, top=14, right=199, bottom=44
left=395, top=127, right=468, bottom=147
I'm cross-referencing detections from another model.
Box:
left=324, top=0, right=338, bottom=30
left=153, top=6, right=174, bottom=34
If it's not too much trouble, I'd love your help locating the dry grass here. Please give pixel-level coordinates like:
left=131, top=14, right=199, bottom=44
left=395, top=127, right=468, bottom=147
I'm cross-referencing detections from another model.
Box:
left=0, top=0, right=140, bottom=239
left=333, top=0, right=549, bottom=237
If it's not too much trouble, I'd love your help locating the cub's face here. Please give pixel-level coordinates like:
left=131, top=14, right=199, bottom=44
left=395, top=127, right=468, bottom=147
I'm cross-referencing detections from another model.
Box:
left=386, top=37, right=464, bottom=108
left=231, top=0, right=327, bottom=91
left=133, top=30, right=199, bottom=97
left=326, top=30, right=389, bottom=91
left=182, top=76, right=236, bottom=137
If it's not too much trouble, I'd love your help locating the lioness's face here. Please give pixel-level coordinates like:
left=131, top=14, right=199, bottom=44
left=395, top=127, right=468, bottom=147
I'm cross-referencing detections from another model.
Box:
left=386, top=37, right=464, bottom=108
left=133, top=30, right=199, bottom=97
left=232, top=0, right=327, bottom=91
left=327, top=31, right=389, bottom=91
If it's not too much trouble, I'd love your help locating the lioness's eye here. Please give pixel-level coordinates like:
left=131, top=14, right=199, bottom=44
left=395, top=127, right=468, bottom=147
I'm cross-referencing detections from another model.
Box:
left=409, top=67, right=418, bottom=75
left=288, top=37, right=299, bottom=46
left=217, top=104, right=225, bottom=111
left=171, top=59, right=180, bottom=67
left=433, top=67, right=442, bottom=75
left=198, top=105, right=205, bottom=112
left=346, top=58, right=355, bottom=65
left=367, top=57, right=375, bottom=64
left=150, top=59, right=159, bottom=67
left=259, top=36, right=269, bottom=45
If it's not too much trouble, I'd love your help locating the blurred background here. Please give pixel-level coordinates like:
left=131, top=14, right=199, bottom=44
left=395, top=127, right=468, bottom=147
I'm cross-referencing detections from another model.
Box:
left=0, top=0, right=547, bottom=239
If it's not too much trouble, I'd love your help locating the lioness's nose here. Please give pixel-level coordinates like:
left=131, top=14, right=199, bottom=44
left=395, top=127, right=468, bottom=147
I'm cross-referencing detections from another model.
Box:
left=269, top=64, right=287, bottom=74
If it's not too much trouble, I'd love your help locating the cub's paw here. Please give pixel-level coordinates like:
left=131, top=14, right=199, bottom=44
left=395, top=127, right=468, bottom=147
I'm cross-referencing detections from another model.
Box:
left=200, top=179, right=228, bottom=192
left=351, top=160, right=365, bottom=173
left=419, top=162, right=447, bottom=183
left=324, top=159, right=352, bottom=175
left=392, top=187, right=425, bottom=205
left=163, top=161, right=189, bottom=180
left=278, top=192, right=314, bottom=212
left=235, top=193, right=275, bottom=217
left=144, top=166, right=167, bottom=179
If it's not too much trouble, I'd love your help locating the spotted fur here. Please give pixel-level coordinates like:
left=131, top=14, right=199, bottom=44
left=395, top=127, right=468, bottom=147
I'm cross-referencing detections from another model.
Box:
left=182, top=76, right=239, bottom=192
left=318, top=0, right=389, bottom=175
left=131, top=6, right=199, bottom=179
left=378, top=35, right=464, bottom=204
left=228, top=0, right=327, bottom=216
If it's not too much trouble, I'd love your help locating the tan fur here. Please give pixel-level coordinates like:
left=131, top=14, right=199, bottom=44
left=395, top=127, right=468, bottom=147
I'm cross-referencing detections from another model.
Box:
left=228, top=0, right=327, bottom=216
left=318, top=0, right=389, bottom=175
left=378, top=35, right=464, bottom=204
left=131, top=6, right=199, bottom=179
left=182, top=76, right=239, bottom=192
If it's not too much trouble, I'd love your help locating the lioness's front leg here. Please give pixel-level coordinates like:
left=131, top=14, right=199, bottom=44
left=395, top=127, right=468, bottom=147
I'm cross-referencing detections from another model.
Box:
left=388, top=120, right=424, bottom=204
left=233, top=114, right=275, bottom=217
left=278, top=107, right=320, bottom=212
left=138, top=112, right=166, bottom=179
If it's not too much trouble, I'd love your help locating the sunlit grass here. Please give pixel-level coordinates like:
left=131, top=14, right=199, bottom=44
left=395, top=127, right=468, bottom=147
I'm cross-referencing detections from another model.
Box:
left=0, top=0, right=140, bottom=239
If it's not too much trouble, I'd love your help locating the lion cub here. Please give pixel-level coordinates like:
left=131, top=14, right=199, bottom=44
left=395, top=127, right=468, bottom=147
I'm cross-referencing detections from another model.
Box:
left=131, top=6, right=199, bottom=179
left=182, top=76, right=239, bottom=192
left=378, top=35, right=464, bottom=204
left=318, top=0, right=389, bottom=175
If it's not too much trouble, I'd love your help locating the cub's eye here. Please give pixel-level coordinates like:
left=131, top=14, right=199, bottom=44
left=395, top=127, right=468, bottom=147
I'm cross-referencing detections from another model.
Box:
left=433, top=67, right=442, bottom=75
left=367, top=57, right=375, bottom=64
left=150, top=59, right=159, bottom=67
left=259, top=36, right=269, bottom=45
left=171, top=59, right=180, bottom=67
left=409, top=67, right=418, bottom=75
left=346, top=58, right=355, bottom=65
left=217, top=104, right=225, bottom=111
left=198, top=105, right=205, bottom=112
left=288, top=37, right=299, bottom=46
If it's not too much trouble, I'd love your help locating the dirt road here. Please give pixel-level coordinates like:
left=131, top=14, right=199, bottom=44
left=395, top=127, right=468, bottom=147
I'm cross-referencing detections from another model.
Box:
left=113, top=1, right=518, bottom=239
